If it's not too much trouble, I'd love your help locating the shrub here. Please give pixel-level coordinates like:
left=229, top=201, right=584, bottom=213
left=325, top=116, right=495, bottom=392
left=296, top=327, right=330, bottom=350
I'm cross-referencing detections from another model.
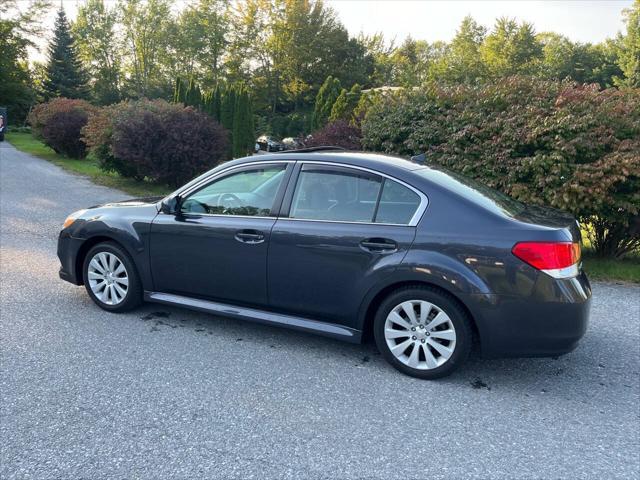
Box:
left=82, top=102, right=138, bottom=178
left=28, top=98, right=96, bottom=158
left=304, top=120, right=362, bottom=150
left=83, top=99, right=229, bottom=187
left=362, top=77, right=640, bottom=257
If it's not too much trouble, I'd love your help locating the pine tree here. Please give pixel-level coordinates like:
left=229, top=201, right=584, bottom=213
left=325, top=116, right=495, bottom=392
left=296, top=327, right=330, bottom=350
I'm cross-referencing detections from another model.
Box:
left=43, top=8, right=89, bottom=99
left=232, top=86, right=255, bottom=158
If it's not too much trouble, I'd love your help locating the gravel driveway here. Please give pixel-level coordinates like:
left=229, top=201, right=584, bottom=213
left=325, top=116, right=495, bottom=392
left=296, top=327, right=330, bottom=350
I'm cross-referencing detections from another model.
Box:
left=1, top=140, right=639, bottom=479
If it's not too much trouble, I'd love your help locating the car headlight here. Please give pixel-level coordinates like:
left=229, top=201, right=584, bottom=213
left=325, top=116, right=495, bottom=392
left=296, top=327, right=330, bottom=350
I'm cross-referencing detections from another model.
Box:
left=62, top=209, right=86, bottom=229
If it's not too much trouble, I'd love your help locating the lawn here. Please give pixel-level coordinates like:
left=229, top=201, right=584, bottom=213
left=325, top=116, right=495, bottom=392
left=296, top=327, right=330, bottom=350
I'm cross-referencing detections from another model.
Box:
left=5, top=132, right=638, bottom=283
left=582, top=254, right=640, bottom=283
left=5, top=132, right=170, bottom=198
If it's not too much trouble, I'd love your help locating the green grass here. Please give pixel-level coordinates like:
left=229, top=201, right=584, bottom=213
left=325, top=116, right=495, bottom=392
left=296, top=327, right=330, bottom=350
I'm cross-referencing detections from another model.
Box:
left=582, top=253, right=640, bottom=283
left=5, top=132, right=170, bottom=198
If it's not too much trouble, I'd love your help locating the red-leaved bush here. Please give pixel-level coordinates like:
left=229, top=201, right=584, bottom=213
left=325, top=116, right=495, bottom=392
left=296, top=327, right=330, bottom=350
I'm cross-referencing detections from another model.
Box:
left=304, top=120, right=362, bottom=150
left=83, top=99, right=229, bottom=187
left=29, top=98, right=96, bottom=158
left=362, top=77, right=640, bottom=257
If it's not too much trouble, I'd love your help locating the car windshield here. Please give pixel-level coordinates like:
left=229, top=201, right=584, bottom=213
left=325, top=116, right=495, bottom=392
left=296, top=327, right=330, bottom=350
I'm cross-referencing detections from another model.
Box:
left=415, top=166, right=525, bottom=216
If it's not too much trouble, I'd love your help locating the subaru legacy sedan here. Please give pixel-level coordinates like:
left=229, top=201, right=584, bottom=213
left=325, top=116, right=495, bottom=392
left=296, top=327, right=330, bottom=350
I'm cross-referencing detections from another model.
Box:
left=58, top=149, right=591, bottom=379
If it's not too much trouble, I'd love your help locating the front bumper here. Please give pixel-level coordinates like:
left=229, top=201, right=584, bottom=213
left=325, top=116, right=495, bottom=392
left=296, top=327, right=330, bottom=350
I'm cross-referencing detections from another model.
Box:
left=57, top=230, right=85, bottom=285
left=465, top=271, right=592, bottom=358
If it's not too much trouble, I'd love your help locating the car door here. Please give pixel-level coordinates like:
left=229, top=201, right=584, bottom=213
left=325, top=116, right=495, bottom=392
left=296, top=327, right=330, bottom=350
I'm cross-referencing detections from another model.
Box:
left=150, top=162, right=292, bottom=306
left=268, top=162, right=425, bottom=327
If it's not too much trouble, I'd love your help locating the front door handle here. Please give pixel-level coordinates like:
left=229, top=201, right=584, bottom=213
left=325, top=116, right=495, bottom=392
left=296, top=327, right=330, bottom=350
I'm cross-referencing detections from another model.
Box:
left=235, top=230, right=265, bottom=244
left=360, top=238, right=398, bottom=253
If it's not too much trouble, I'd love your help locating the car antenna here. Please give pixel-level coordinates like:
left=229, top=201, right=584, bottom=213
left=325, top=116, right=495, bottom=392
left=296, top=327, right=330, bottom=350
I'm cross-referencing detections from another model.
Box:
left=410, top=152, right=427, bottom=164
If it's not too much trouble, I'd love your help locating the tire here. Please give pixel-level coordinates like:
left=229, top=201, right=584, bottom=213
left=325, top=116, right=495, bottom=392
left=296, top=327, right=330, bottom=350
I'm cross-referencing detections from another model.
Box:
left=373, top=286, right=472, bottom=379
left=0, top=132, right=4, bottom=142
left=82, top=242, right=142, bottom=312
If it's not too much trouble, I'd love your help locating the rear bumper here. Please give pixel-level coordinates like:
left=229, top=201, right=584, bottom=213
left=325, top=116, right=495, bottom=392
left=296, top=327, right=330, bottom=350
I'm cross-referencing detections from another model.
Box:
left=464, top=271, right=592, bottom=358
left=57, top=230, right=84, bottom=285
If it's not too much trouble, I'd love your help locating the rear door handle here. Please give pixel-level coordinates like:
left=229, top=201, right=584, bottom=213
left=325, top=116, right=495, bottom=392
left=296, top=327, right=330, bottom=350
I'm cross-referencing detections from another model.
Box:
left=235, top=230, right=265, bottom=244
left=360, top=238, right=398, bottom=253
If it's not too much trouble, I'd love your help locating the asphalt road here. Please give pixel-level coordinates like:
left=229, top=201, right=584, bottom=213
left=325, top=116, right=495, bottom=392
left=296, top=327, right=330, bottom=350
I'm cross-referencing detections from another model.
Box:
left=1, top=140, right=639, bottom=480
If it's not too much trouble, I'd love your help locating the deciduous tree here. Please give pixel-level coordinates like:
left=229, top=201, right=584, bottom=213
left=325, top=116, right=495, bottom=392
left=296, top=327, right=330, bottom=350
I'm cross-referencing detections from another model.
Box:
left=616, top=0, right=640, bottom=87
left=72, top=0, right=121, bottom=104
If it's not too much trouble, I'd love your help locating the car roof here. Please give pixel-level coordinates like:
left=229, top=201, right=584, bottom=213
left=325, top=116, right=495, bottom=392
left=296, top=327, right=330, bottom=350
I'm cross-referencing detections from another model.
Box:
left=235, top=151, right=424, bottom=172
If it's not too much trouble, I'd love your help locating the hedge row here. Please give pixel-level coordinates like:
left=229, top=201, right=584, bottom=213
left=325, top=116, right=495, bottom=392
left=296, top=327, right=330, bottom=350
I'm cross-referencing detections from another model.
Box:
left=28, top=98, right=229, bottom=188
left=83, top=100, right=228, bottom=187
left=361, top=77, right=640, bottom=257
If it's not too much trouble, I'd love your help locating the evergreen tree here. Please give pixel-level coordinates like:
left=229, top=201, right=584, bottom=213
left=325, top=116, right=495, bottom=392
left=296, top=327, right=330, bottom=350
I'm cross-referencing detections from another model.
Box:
left=174, top=77, right=187, bottom=103
left=220, top=85, right=237, bottom=157
left=43, top=8, right=89, bottom=99
left=220, top=85, right=236, bottom=131
left=213, top=85, right=222, bottom=122
left=312, top=76, right=342, bottom=129
left=232, top=86, right=254, bottom=158
left=201, top=90, right=213, bottom=116
left=185, top=77, right=202, bottom=108
left=329, top=83, right=362, bottom=122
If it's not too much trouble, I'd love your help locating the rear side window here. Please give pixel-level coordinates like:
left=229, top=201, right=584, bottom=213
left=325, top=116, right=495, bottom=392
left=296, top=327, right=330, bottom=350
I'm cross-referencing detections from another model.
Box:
left=375, top=179, right=421, bottom=224
left=289, top=166, right=423, bottom=225
left=290, top=169, right=382, bottom=222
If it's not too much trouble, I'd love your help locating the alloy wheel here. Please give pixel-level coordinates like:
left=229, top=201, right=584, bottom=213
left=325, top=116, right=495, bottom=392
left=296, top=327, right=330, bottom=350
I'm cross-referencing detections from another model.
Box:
left=384, top=300, right=457, bottom=370
left=87, top=252, right=129, bottom=305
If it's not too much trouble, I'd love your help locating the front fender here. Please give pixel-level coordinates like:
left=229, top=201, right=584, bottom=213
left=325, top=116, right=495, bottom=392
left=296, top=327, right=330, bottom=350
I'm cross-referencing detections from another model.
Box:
left=67, top=205, right=157, bottom=290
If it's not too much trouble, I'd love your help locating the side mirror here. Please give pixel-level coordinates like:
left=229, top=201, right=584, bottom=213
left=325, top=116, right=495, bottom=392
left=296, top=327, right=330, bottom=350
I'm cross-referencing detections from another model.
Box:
left=160, top=195, right=181, bottom=214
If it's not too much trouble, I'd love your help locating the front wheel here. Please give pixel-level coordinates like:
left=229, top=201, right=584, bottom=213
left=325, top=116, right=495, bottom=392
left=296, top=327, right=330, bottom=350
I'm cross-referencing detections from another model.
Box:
left=82, top=242, right=142, bottom=312
left=374, top=287, right=473, bottom=379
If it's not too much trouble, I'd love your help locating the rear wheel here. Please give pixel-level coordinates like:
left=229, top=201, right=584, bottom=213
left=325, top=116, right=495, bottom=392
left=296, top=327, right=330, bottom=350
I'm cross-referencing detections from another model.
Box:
left=373, top=286, right=472, bottom=379
left=82, top=242, right=142, bottom=312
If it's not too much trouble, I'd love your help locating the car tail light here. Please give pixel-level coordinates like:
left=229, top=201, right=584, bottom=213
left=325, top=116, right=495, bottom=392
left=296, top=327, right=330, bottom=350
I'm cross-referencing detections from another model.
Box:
left=512, top=242, right=581, bottom=279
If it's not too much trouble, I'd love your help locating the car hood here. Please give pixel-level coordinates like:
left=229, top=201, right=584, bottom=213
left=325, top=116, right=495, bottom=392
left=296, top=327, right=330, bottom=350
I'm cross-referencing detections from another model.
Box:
left=89, top=195, right=164, bottom=209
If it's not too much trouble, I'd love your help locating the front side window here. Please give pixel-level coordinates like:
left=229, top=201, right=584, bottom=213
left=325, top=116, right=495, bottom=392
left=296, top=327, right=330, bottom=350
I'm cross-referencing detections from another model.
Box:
left=181, top=165, right=286, bottom=217
left=290, top=168, right=382, bottom=222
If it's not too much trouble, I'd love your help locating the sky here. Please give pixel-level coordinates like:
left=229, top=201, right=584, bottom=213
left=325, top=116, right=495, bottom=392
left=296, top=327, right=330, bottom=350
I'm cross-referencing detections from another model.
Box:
left=327, top=0, right=631, bottom=44
left=21, top=0, right=633, bottom=61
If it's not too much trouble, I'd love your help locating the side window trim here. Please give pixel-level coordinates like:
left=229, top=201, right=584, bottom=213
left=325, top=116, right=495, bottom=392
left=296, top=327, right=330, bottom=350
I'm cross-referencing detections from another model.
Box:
left=371, top=178, right=386, bottom=223
left=278, top=160, right=303, bottom=219
left=179, top=162, right=294, bottom=218
left=279, top=162, right=428, bottom=226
